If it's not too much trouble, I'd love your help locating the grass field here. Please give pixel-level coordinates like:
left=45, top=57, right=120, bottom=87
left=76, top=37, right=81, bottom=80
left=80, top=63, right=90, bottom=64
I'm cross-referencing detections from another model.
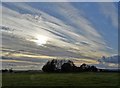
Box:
left=2, top=72, right=120, bottom=88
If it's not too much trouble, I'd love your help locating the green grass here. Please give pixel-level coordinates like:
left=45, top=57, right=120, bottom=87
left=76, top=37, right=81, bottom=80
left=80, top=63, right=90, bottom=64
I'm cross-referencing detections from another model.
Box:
left=2, top=72, right=120, bottom=88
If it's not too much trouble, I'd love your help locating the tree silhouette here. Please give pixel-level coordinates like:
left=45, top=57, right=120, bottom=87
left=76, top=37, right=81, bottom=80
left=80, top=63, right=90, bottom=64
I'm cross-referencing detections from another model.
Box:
left=42, top=59, right=98, bottom=72
left=9, top=68, right=13, bottom=73
left=61, top=60, right=76, bottom=72
left=42, top=60, right=56, bottom=72
left=61, top=63, right=73, bottom=72
left=90, top=65, right=98, bottom=72
left=2, top=69, right=8, bottom=72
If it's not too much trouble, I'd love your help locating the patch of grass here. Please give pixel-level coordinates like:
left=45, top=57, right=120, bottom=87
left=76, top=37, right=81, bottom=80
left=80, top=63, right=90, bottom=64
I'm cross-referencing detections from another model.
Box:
left=2, top=72, right=120, bottom=87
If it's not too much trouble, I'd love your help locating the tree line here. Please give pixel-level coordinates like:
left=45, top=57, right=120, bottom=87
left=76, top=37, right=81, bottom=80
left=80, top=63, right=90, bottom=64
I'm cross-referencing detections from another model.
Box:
left=2, top=68, right=13, bottom=73
left=42, top=59, right=99, bottom=72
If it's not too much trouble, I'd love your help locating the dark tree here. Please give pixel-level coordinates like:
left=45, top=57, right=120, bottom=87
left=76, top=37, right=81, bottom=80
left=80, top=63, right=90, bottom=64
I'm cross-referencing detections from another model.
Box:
left=80, top=63, right=89, bottom=71
left=61, top=63, right=72, bottom=72
left=2, top=69, right=8, bottom=73
left=80, top=63, right=98, bottom=72
left=9, top=68, right=13, bottom=73
left=61, top=60, right=75, bottom=72
left=42, top=60, right=56, bottom=72
left=90, top=65, right=98, bottom=72
left=42, top=59, right=98, bottom=72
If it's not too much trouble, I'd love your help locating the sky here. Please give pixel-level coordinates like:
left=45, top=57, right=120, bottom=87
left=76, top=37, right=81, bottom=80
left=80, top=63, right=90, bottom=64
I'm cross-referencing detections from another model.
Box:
left=1, top=2, right=118, bottom=70
left=1, top=0, right=120, bottom=2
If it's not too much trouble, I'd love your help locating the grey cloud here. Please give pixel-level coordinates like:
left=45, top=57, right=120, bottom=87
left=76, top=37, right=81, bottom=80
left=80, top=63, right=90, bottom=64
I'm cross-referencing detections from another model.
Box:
left=1, top=2, right=118, bottom=70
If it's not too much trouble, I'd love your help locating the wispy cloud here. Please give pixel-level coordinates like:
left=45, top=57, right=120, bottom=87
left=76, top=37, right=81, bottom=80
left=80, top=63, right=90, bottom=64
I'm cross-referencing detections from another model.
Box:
left=99, top=2, right=118, bottom=28
left=1, top=2, right=118, bottom=69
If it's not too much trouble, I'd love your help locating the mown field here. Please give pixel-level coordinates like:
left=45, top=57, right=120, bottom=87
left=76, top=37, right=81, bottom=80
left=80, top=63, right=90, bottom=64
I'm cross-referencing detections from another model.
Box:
left=2, top=72, right=120, bottom=88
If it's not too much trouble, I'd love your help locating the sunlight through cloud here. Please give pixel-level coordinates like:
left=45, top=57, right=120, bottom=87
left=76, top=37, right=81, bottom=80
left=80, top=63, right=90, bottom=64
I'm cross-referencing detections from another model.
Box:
left=34, top=35, right=48, bottom=46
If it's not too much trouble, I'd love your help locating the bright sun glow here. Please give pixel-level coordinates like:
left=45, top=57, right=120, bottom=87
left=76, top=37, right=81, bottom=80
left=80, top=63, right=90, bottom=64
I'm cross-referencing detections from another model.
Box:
left=35, top=35, right=48, bottom=46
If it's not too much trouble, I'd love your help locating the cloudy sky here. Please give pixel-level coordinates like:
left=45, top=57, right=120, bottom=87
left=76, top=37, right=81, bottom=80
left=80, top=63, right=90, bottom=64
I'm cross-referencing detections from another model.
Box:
left=1, top=2, right=118, bottom=70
